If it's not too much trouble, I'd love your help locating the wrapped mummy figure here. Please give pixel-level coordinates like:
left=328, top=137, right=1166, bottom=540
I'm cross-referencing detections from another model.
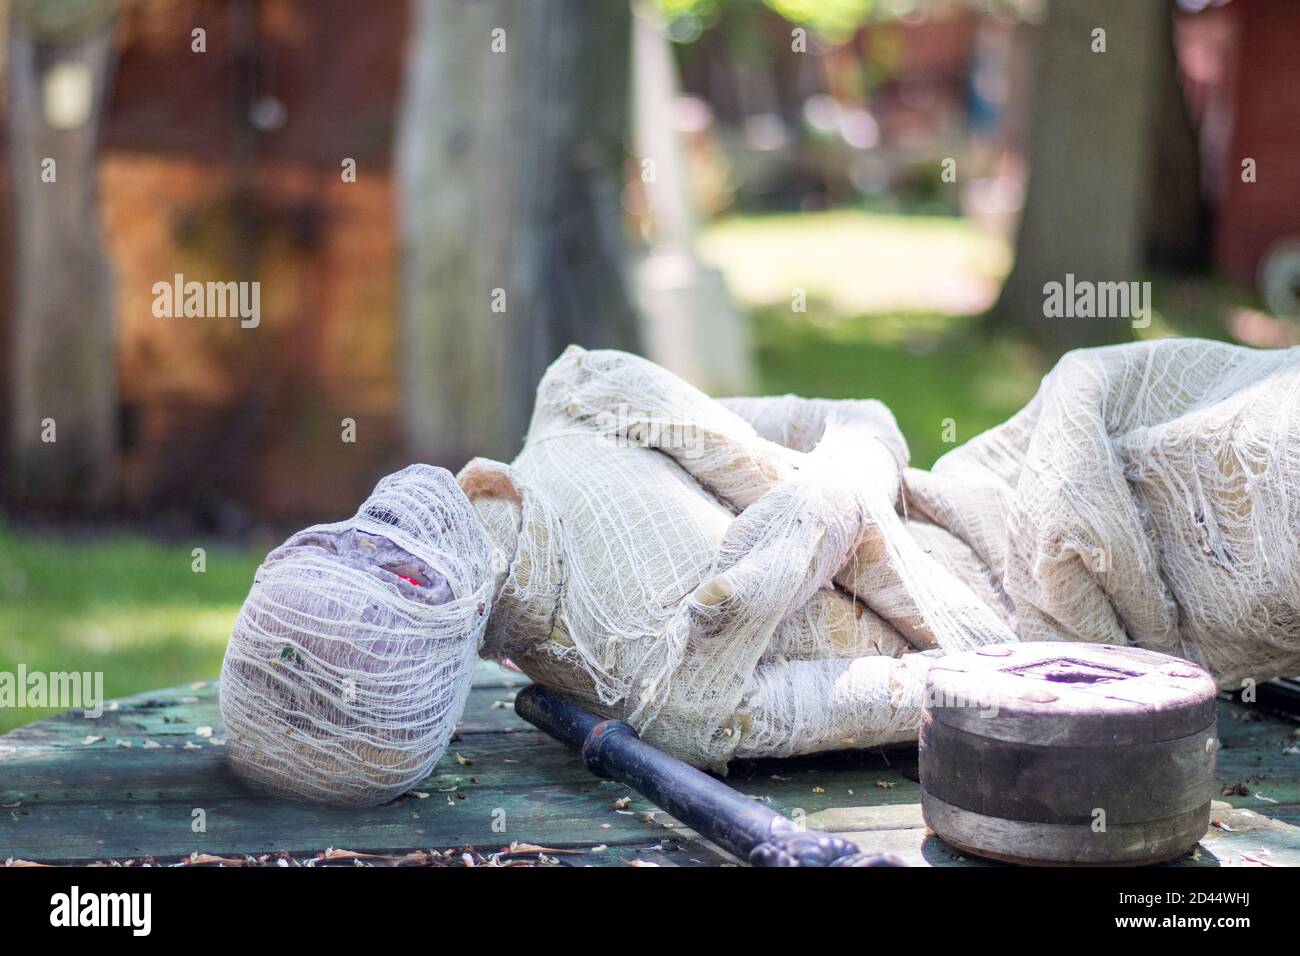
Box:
left=221, top=339, right=1300, bottom=804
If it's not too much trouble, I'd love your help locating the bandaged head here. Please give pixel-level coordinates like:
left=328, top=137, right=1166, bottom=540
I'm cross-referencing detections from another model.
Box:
left=219, top=465, right=498, bottom=805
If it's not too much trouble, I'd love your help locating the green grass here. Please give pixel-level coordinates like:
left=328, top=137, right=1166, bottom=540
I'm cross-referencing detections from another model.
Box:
left=750, top=306, right=1043, bottom=468
left=702, top=210, right=1267, bottom=468
left=703, top=209, right=1043, bottom=467
left=0, top=529, right=262, bottom=732
left=699, top=209, right=1010, bottom=318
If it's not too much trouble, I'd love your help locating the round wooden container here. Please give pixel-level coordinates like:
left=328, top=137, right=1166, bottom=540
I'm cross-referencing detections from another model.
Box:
left=919, top=642, right=1218, bottom=866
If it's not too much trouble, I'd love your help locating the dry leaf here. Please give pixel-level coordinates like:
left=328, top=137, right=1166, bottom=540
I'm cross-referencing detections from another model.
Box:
left=505, top=842, right=584, bottom=856
left=321, top=848, right=406, bottom=862
left=184, top=853, right=245, bottom=866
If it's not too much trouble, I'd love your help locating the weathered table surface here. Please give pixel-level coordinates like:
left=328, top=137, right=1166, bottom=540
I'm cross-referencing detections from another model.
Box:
left=3, top=662, right=1299, bottom=866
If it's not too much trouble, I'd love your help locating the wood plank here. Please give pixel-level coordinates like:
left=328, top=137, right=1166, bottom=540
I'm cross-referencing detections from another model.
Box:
left=807, top=802, right=1300, bottom=867
left=2, top=671, right=1298, bottom=867
left=0, top=666, right=741, bottom=863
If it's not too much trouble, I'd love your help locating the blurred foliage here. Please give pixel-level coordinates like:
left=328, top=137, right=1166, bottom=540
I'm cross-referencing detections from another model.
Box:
left=657, top=0, right=875, bottom=42
left=655, top=0, right=1036, bottom=42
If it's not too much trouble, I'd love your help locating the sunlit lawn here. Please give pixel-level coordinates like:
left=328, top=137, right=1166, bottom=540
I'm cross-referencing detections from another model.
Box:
left=0, top=531, right=261, bottom=732
left=701, top=210, right=1256, bottom=468
left=749, top=306, right=1043, bottom=468
left=703, top=209, right=1042, bottom=467
left=699, top=208, right=1011, bottom=317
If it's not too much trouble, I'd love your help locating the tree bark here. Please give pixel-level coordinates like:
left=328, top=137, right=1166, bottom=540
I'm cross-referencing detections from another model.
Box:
left=6, top=2, right=119, bottom=507
left=396, top=0, right=640, bottom=466
left=1145, top=12, right=1205, bottom=271
left=990, top=0, right=1200, bottom=349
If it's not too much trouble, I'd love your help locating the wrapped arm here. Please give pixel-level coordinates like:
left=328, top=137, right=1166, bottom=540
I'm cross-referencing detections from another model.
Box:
left=633, top=471, right=879, bottom=768
left=551, top=347, right=1015, bottom=653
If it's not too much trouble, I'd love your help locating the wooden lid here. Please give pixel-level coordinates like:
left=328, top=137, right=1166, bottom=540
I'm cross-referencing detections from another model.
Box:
left=924, top=642, right=1218, bottom=747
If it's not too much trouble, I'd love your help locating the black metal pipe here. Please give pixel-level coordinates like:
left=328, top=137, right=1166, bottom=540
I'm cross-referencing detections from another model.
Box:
left=514, top=684, right=903, bottom=867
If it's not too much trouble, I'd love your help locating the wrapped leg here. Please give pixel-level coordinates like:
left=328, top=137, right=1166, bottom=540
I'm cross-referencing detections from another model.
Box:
left=634, top=477, right=876, bottom=769
left=732, top=653, right=934, bottom=759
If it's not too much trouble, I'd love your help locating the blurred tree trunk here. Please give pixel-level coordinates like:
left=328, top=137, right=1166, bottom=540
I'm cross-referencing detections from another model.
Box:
left=397, top=0, right=640, bottom=466
left=1146, top=13, right=1205, bottom=271
left=990, top=0, right=1202, bottom=348
left=6, top=2, right=119, bottom=507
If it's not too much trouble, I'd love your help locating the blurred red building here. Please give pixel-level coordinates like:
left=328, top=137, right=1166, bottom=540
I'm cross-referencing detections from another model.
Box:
left=0, top=0, right=411, bottom=526
left=1200, top=0, right=1300, bottom=285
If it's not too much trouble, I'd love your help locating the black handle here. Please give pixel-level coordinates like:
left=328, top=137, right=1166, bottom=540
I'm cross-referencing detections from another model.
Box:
left=515, top=684, right=903, bottom=867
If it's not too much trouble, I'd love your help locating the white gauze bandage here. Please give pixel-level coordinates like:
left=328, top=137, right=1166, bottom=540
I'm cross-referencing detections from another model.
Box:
left=219, top=465, right=498, bottom=805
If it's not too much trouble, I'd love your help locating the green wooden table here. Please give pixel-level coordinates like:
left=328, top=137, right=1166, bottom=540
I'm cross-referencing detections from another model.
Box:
left=3, top=663, right=1299, bottom=866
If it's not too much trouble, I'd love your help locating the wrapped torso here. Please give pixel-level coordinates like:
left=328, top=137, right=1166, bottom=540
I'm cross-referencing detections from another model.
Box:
left=461, top=341, right=1300, bottom=769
